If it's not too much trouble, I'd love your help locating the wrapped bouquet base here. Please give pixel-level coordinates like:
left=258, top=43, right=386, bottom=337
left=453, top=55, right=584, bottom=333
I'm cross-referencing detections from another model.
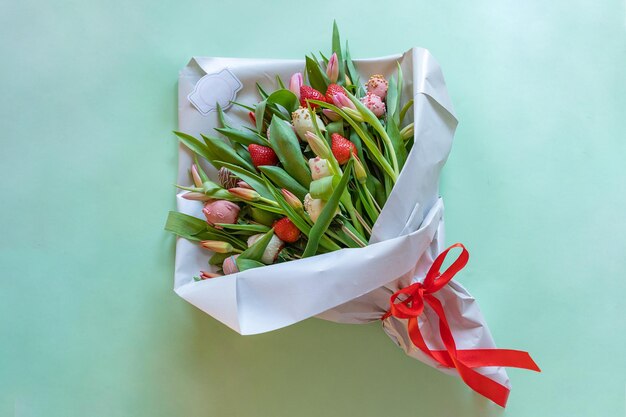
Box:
left=172, top=43, right=538, bottom=407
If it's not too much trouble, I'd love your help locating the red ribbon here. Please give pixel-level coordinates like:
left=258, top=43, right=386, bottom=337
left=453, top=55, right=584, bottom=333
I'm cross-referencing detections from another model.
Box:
left=382, top=243, right=540, bottom=407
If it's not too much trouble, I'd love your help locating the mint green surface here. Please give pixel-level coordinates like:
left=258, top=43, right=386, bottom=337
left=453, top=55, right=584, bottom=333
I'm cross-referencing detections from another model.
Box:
left=1, top=1, right=625, bottom=416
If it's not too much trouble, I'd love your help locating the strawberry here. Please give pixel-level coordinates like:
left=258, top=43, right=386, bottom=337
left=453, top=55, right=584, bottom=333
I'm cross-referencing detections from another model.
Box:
left=325, top=83, right=346, bottom=103
left=273, top=217, right=301, bottom=243
left=248, top=144, right=278, bottom=167
left=299, top=85, right=326, bottom=108
left=331, top=133, right=357, bottom=165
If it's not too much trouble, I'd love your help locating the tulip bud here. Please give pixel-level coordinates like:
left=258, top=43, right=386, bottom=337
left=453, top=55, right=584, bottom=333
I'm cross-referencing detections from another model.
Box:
left=352, top=155, right=367, bottom=184
left=200, top=240, right=234, bottom=253
left=400, top=123, right=414, bottom=140
left=182, top=192, right=212, bottom=202
left=330, top=92, right=356, bottom=110
left=342, top=107, right=364, bottom=122
left=248, top=111, right=257, bottom=125
left=305, top=131, right=331, bottom=159
left=228, top=187, right=260, bottom=201
left=281, top=189, right=303, bottom=211
left=289, top=72, right=303, bottom=99
left=191, top=164, right=203, bottom=188
left=237, top=181, right=253, bottom=190
left=322, top=109, right=341, bottom=121
left=203, top=200, right=240, bottom=226
left=200, top=271, right=222, bottom=280
left=308, top=157, right=332, bottom=180
left=326, top=53, right=339, bottom=83
left=222, top=255, right=240, bottom=275
left=360, top=92, right=386, bottom=117
left=366, top=74, right=388, bottom=99
left=291, top=107, right=327, bottom=141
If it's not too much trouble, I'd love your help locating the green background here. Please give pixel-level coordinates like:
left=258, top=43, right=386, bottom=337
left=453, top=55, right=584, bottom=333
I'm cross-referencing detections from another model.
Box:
left=1, top=0, right=625, bottom=416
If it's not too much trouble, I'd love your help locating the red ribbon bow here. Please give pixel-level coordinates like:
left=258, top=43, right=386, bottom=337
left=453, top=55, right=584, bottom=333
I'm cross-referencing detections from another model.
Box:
left=382, top=243, right=540, bottom=407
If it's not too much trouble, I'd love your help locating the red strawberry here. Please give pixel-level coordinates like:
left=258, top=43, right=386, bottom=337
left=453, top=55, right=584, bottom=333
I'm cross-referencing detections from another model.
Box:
left=325, top=83, right=346, bottom=103
left=248, top=144, right=278, bottom=167
left=331, top=133, right=357, bottom=165
left=299, top=85, right=326, bottom=108
left=273, top=217, right=301, bottom=243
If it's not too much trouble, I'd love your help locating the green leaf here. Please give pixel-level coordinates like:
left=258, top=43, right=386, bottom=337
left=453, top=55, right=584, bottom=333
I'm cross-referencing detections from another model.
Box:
left=164, top=212, right=246, bottom=249
left=258, top=165, right=308, bottom=200
left=275, top=74, right=286, bottom=89
left=209, top=252, right=232, bottom=266
left=256, top=82, right=269, bottom=99
left=386, top=115, right=407, bottom=169
left=267, top=89, right=299, bottom=113
left=309, top=176, right=335, bottom=200
left=201, top=134, right=256, bottom=172
left=305, top=55, right=329, bottom=92
left=302, top=160, right=353, bottom=258
left=215, top=127, right=266, bottom=146
left=214, top=223, right=271, bottom=233
left=344, top=41, right=363, bottom=96
left=174, top=131, right=215, bottom=162
left=255, top=99, right=267, bottom=133
left=216, top=102, right=229, bottom=128
left=268, top=116, right=311, bottom=187
left=238, top=229, right=274, bottom=264
left=236, top=258, right=266, bottom=272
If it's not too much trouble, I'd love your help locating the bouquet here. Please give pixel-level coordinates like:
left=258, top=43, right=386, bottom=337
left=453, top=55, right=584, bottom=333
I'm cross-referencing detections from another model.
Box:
left=167, top=23, right=538, bottom=407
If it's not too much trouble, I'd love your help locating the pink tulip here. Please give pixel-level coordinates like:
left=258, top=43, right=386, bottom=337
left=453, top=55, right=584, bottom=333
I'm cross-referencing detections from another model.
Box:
left=330, top=92, right=356, bottom=110
left=322, top=109, right=341, bottom=121
left=200, top=271, right=222, bottom=280
left=326, top=53, right=339, bottom=83
left=366, top=74, right=388, bottom=99
left=182, top=192, right=212, bottom=202
left=191, top=164, right=203, bottom=187
left=289, top=72, right=303, bottom=99
left=360, top=92, right=386, bottom=117
left=222, top=255, right=240, bottom=275
left=202, top=200, right=240, bottom=227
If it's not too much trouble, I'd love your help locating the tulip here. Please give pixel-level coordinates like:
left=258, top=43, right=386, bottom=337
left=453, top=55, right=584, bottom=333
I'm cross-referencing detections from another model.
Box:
left=326, top=53, right=339, bottom=83
left=366, top=74, right=388, bottom=99
left=202, top=200, right=240, bottom=227
left=291, top=107, right=326, bottom=141
left=330, top=92, right=356, bottom=110
left=199, top=271, right=222, bottom=280
left=281, top=189, right=303, bottom=211
left=228, top=187, right=260, bottom=201
left=353, top=155, right=367, bottom=184
left=289, top=72, right=303, bottom=100
left=222, top=255, right=240, bottom=275
left=304, top=132, right=331, bottom=159
left=400, top=123, right=414, bottom=141
left=182, top=192, right=212, bottom=202
left=308, top=157, right=332, bottom=180
left=360, top=92, right=386, bottom=117
left=322, top=109, right=341, bottom=121
left=200, top=240, right=234, bottom=253
left=342, top=107, right=364, bottom=122
left=248, top=111, right=257, bottom=125
left=237, top=181, right=253, bottom=190
left=247, top=234, right=285, bottom=264
left=191, top=164, right=203, bottom=187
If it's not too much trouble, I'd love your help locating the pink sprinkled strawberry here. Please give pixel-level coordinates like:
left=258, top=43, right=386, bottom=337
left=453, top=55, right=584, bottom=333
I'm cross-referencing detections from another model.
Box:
left=299, top=85, right=326, bottom=108
left=331, top=133, right=357, bottom=165
left=248, top=144, right=278, bottom=167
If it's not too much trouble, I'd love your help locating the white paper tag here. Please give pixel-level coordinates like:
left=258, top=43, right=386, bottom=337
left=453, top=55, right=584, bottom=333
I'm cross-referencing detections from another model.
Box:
left=187, top=68, right=242, bottom=115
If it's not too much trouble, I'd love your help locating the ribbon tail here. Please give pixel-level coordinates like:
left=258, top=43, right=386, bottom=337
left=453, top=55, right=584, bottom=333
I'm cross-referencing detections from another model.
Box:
left=454, top=349, right=541, bottom=372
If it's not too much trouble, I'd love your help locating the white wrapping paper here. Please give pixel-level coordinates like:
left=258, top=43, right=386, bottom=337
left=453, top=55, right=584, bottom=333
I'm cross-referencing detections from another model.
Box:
left=174, top=48, right=508, bottom=387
